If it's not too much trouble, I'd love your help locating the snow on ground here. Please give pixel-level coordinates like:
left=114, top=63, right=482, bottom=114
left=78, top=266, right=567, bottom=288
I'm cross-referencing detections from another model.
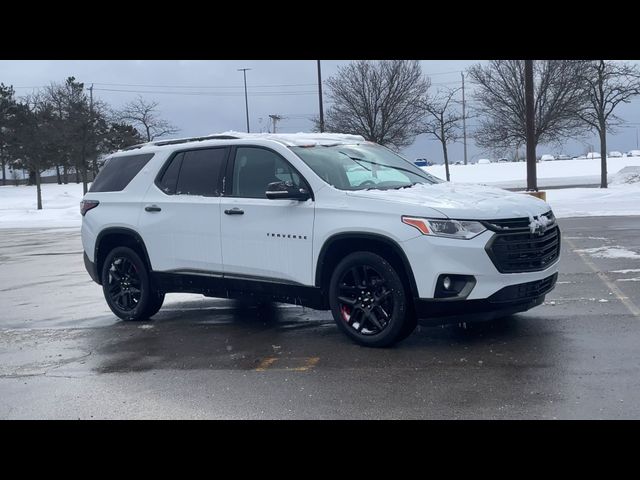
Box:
left=574, top=246, right=640, bottom=259
left=0, top=183, right=83, bottom=229
left=1, top=159, right=640, bottom=230
left=545, top=183, right=640, bottom=218
left=423, top=156, right=640, bottom=187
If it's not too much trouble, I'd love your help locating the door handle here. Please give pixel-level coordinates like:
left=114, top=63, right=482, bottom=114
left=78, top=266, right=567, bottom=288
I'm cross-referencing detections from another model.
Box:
left=145, top=205, right=162, bottom=212
left=224, top=208, right=244, bottom=215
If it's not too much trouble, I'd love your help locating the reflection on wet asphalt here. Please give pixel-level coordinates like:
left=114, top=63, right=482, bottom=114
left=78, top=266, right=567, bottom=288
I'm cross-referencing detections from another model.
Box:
left=1, top=218, right=640, bottom=419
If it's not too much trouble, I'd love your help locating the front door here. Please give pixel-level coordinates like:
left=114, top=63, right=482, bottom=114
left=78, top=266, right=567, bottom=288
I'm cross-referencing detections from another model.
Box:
left=220, top=146, right=315, bottom=285
left=138, top=147, right=229, bottom=273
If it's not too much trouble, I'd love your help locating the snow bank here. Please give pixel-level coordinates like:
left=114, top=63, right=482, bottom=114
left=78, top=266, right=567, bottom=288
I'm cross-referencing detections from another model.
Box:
left=610, top=166, right=640, bottom=185
left=0, top=183, right=83, bottom=229
left=423, top=156, right=640, bottom=186
left=545, top=183, right=640, bottom=218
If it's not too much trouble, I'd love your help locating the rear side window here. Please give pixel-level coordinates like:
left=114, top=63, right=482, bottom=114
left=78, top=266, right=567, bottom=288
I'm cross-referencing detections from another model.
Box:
left=90, top=153, right=155, bottom=192
left=157, top=147, right=228, bottom=197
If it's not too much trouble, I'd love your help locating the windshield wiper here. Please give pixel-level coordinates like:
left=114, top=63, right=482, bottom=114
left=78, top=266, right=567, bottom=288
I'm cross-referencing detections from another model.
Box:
left=393, top=182, right=421, bottom=189
left=339, top=153, right=433, bottom=182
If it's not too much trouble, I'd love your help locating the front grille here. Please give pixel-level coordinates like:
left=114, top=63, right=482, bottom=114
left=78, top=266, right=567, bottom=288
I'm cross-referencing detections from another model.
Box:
left=483, top=211, right=556, bottom=232
left=486, top=221, right=561, bottom=273
left=489, top=273, right=558, bottom=303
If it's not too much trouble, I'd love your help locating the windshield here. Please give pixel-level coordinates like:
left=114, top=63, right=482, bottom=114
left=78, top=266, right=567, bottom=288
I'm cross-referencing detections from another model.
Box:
left=290, top=143, right=443, bottom=191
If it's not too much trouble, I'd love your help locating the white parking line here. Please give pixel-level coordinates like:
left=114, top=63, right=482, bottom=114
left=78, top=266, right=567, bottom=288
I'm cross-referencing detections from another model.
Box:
left=566, top=237, right=640, bottom=318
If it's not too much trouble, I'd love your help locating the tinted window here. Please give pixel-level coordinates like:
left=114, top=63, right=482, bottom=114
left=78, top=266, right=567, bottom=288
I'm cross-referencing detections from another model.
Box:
left=90, top=153, right=155, bottom=192
left=157, top=152, right=184, bottom=195
left=232, top=147, right=303, bottom=198
left=175, top=148, right=228, bottom=196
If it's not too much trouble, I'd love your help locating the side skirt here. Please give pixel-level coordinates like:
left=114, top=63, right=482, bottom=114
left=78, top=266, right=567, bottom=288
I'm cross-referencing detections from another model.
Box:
left=152, top=271, right=326, bottom=310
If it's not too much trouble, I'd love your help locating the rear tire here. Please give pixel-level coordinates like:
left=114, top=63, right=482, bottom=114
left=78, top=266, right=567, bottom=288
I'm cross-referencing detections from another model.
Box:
left=101, top=246, right=164, bottom=321
left=329, top=251, right=413, bottom=347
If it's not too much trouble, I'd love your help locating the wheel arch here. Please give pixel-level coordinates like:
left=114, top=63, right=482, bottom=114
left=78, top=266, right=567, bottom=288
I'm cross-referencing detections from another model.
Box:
left=315, top=232, right=419, bottom=304
left=94, top=227, right=153, bottom=284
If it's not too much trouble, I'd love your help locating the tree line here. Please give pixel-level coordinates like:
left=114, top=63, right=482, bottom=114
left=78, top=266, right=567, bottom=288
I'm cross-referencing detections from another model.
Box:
left=0, top=77, right=178, bottom=208
left=319, top=60, right=640, bottom=188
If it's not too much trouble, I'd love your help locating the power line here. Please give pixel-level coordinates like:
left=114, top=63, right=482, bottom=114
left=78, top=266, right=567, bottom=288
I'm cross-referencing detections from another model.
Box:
left=431, top=80, right=464, bottom=86
left=88, top=82, right=318, bottom=89
left=426, top=70, right=464, bottom=76
left=92, top=87, right=317, bottom=96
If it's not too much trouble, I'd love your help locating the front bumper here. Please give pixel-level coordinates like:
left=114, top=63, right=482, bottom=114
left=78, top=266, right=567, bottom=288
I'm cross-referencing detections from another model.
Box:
left=401, top=227, right=561, bottom=300
left=414, top=272, right=557, bottom=325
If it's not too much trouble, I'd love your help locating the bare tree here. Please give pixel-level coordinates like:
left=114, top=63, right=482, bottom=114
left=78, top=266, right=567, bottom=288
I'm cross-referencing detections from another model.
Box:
left=420, top=87, right=463, bottom=181
left=468, top=60, right=588, bottom=152
left=319, top=60, right=430, bottom=150
left=0, top=83, right=16, bottom=186
left=117, top=96, right=179, bottom=142
left=574, top=60, right=640, bottom=188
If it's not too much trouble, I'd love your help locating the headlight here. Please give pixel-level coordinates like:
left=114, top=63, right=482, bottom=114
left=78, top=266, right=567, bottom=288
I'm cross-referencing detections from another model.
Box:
left=401, top=216, right=486, bottom=239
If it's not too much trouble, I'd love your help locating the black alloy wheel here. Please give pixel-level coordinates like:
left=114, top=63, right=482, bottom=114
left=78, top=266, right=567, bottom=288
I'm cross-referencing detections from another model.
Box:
left=101, top=246, right=164, bottom=321
left=107, top=256, right=142, bottom=312
left=329, top=251, right=414, bottom=347
left=336, top=264, right=394, bottom=335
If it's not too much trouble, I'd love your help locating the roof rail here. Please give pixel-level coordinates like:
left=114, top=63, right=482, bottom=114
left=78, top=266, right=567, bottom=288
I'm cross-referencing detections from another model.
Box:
left=122, top=134, right=240, bottom=151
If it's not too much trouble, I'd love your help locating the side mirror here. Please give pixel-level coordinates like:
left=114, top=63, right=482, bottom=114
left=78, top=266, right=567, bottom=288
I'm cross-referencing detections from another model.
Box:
left=265, top=181, right=311, bottom=201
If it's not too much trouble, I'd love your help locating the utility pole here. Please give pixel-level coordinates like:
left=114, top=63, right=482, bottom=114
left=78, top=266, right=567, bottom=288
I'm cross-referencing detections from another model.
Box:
left=461, top=72, right=468, bottom=166
left=238, top=68, right=251, bottom=133
left=268, top=114, right=282, bottom=133
left=88, top=84, right=95, bottom=177
left=317, top=60, right=325, bottom=132
left=524, top=60, right=537, bottom=192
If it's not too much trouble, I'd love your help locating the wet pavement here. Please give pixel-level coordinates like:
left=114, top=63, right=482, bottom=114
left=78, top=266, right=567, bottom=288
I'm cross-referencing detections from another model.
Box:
left=1, top=217, right=640, bottom=419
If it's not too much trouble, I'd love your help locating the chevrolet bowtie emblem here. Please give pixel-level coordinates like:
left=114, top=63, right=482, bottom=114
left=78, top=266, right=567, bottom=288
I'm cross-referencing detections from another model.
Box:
left=532, top=223, right=547, bottom=236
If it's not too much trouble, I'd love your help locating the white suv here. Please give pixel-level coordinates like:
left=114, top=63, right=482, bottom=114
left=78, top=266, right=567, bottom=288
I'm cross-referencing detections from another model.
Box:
left=81, top=133, right=560, bottom=347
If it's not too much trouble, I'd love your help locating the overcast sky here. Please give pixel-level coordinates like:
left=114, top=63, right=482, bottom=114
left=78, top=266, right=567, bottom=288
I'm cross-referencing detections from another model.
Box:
left=2, top=60, right=640, bottom=162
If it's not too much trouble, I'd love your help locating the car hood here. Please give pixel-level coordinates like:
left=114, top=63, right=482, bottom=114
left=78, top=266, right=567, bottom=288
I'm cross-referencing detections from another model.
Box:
left=346, top=182, right=551, bottom=220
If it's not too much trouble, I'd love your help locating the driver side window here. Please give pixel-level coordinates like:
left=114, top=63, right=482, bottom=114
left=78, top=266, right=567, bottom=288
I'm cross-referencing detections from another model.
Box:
left=231, top=147, right=302, bottom=199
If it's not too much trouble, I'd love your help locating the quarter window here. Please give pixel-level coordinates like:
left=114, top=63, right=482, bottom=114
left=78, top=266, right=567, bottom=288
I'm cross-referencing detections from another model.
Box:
left=90, top=153, right=155, bottom=192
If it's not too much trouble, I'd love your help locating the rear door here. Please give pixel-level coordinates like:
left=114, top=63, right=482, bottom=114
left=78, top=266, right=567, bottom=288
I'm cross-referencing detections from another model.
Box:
left=219, top=146, right=315, bottom=285
left=138, top=147, right=229, bottom=273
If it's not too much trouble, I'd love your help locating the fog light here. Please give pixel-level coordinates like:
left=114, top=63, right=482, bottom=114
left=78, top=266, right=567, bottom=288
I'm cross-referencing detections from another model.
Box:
left=435, top=274, right=476, bottom=299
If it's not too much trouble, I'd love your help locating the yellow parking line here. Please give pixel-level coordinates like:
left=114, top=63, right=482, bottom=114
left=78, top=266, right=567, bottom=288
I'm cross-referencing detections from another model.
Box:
left=566, top=237, right=640, bottom=318
left=254, top=356, right=320, bottom=372
left=254, top=357, right=278, bottom=371
left=287, top=357, right=320, bottom=372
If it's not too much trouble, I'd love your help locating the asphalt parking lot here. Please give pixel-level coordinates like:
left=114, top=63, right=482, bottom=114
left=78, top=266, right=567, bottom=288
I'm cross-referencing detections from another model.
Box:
left=1, top=216, right=640, bottom=419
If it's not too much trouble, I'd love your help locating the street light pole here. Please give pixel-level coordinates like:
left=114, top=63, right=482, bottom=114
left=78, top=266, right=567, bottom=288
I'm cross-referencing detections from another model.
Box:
left=238, top=68, right=251, bottom=133
left=461, top=72, right=468, bottom=165
left=524, top=60, right=537, bottom=192
left=317, top=60, right=325, bottom=133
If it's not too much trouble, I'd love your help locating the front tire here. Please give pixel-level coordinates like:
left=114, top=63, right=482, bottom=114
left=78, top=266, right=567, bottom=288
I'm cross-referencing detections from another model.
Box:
left=101, top=246, right=164, bottom=321
left=329, top=251, right=414, bottom=347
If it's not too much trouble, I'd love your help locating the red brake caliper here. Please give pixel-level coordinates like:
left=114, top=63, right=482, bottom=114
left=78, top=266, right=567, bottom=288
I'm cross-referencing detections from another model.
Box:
left=341, top=305, right=351, bottom=322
